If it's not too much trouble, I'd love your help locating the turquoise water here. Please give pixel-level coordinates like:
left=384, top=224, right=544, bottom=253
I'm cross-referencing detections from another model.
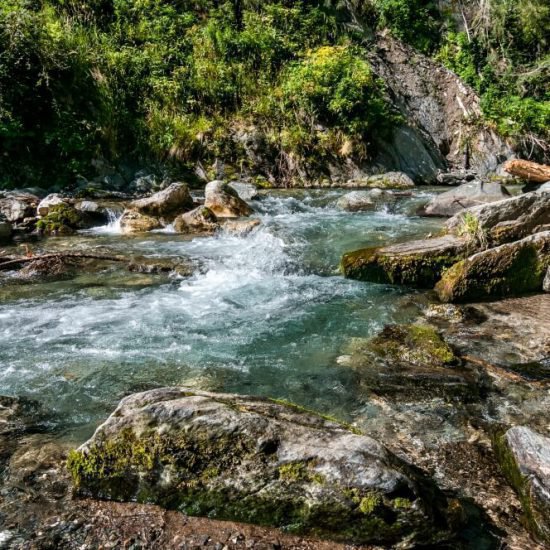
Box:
left=0, top=189, right=443, bottom=441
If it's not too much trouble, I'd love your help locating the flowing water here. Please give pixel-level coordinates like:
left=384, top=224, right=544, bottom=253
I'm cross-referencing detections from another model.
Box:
left=0, top=189, right=444, bottom=442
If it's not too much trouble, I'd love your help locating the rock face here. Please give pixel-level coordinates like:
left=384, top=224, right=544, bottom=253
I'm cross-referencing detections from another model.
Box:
left=119, top=210, right=162, bottom=234
left=369, top=35, right=513, bottom=178
left=0, top=192, right=39, bottom=222
left=221, top=219, right=261, bottom=236
left=341, top=235, right=469, bottom=287
left=446, top=190, right=550, bottom=247
left=420, top=181, right=510, bottom=217
left=173, top=207, right=219, bottom=235
left=345, top=171, right=415, bottom=189
left=544, top=267, right=550, bottom=292
left=493, top=427, right=550, bottom=543
left=68, top=388, right=457, bottom=545
left=35, top=203, right=85, bottom=236
left=37, top=193, right=66, bottom=217
left=129, top=183, right=194, bottom=220
left=436, top=232, right=550, bottom=303
left=204, top=181, right=253, bottom=218
left=228, top=182, right=259, bottom=201
left=336, top=191, right=375, bottom=212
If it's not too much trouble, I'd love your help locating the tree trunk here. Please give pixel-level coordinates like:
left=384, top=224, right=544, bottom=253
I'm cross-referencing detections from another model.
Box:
left=504, top=159, right=550, bottom=183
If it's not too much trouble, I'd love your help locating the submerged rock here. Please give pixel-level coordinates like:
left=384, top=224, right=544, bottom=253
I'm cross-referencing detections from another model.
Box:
left=420, top=181, right=510, bottom=217
left=173, top=206, right=219, bottom=235
left=446, top=190, right=550, bottom=247
left=436, top=231, right=550, bottom=303
left=119, top=210, right=162, bottom=234
left=341, top=235, right=469, bottom=287
left=336, top=191, right=375, bottom=212
left=493, top=427, right=550, bottom=543
left=436, top=170, right=478, bottom=186
left=129, top=182, right=194, bottom=220
left=205, top=181, right=253, bottom=218
left=68, top=388, right=459, bottom=545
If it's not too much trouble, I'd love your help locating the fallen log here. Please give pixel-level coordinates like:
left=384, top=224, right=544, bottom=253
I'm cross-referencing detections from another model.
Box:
left=503, top=159, right=550, bottom=183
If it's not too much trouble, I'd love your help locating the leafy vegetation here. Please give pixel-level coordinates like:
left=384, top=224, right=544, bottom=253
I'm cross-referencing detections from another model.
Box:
left=0, top=0, right=548, bottom=190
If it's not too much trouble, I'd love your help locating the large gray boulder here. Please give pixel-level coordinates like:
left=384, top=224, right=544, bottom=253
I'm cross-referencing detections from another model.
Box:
left=68, top=388, right=458, bottom=545
left=129, top=183, right=193, bottom=220
left=436, top=231, right=550, bottom=303
left=119, top=210, right=162, bottom=234
left=228, top=181, right=259, bottom=201
left=345, top=172, right=415, bottom=190
left=0, top=192, right=39, bottom=223
left=173, top=206, right=219, bottom=235
left=420, top=181, right=510, bottom=217
left=341, top=234, right=470, bottom=287
left=446, top=190, right=550, bottom=246
left=336, top=191, right=375, bottom=212
left=493, top=427, right=550, bottom=543
left=205, top=181, right=253, bottom=218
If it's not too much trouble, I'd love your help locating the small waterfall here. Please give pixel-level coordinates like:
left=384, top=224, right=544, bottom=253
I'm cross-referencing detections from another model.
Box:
left=90, top=209, right=123, bottom=234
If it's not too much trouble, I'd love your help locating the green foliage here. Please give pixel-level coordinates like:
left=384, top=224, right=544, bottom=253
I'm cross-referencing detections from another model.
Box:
left=372, top=0, right=442, bottom=53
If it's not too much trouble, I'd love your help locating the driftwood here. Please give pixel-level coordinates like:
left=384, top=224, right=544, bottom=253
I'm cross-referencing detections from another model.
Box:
left=503, top=159, right=550, bottom=183
left=461, top=355, right=544, bottom=385
left=0, top=252, right=126, bottom=271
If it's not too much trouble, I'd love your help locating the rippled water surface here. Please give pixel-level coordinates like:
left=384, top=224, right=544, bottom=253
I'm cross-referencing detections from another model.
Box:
left=0, top=189, right=444, bottom=440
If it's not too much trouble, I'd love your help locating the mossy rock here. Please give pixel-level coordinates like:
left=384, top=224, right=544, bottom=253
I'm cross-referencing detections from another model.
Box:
left=493, top=427, right=550, bottom=543
left=341, top=235, right=469, bottom=288
left=436, top=231, right=550, bottom=303
left=36, top=203, right=83, bottom=236
left=67, top=388, right=460, bottom=546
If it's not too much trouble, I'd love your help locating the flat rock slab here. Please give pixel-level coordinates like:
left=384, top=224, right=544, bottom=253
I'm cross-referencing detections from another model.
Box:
left=436, top=231, right=550, bottom=303
left=341, top=235, right=469, bottom=287
left=420, top=181, right=510, bottom=217
left=446, top=190, right=550, bottom=246
left=494, top=427, right=550, bottom=543
left=68, top=388, right=458, bottom=546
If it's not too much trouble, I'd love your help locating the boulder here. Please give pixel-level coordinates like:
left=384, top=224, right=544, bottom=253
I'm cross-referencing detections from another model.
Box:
left=0, top=192, right=39, bottom=222
left=74, top=200, right=125, bottom=226
left=35, top=203, right=84, bottom=236
left=436, top=231, right=550, bottom=303
left=119, top=210, right=162, bottom=234
left=173, top=207, right=219, bottom=235
left=341, top=235, right=470, bottom=288
left=228, top=181, right=259, bottom=201
left=37, top=193, right=67, bottom=217
left=129, top=183, right=193, bottom=220
left=446, top=190, right=550, bottom=247
left=420, top=181, right=510, bottom=217
left=493, top=427, right=550, bottom=543
left=336, top=192, right=375, bottom=212
left=221, top=219, right=261, bottom=236
left=204, top=181, right=253, bottom=218
left=346, top=172, right=415, bottom=190
left=538, top=181, right=550, bottom=192
left=0, top=214, right=12, bottom=243
left=68, top=388, right=458, bottom=545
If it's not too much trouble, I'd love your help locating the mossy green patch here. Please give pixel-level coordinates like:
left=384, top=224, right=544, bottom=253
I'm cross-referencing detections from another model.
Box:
left=36, top=203, right=82, bottom=235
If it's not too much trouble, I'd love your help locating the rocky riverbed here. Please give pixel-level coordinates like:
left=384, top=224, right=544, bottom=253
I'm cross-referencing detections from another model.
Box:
left=0, top=181, right=549, bottom=548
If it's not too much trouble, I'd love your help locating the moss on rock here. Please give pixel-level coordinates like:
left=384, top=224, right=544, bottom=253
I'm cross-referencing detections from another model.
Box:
left=36, top=203, right=82, bottom=235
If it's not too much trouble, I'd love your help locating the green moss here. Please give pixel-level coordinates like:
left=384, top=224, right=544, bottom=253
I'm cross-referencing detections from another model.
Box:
left=369, top=324, right=458, bottom=368
left=359, top=493, right=382, bottom=515
left=279, top=461, right=308, bottom=482
left=36, top=203, right=82, bottom=235
left=341, top=247, right=464, bottom=288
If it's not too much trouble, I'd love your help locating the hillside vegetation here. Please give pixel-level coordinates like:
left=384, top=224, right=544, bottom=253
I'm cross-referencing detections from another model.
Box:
left=0, top=0, right=548, bottom=189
